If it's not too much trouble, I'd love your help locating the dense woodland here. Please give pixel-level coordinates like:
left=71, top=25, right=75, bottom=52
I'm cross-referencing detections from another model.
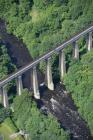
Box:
left=0, top=45, right=69, bottom=140
left=0, top=45, right=13, bottom=123
left=13, top=90, right=69, bottom=140
left=0, top=44, right=69, bottom=140
left=0, top=45, right=14, bottom=79
left=64, top=51, right=93, bottom=136
left=0, top=0, right=93, bottom=140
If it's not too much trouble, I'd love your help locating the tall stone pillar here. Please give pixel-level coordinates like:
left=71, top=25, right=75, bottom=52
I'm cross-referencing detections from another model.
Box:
left=59, top=50, right=66, bottom=80
left=16, top=75, right=23, bottom=96
left=32, top=66, right=40, bottom=99
left=88, top=32, right=92, bottom=51
left=2, top=85, right=9, bottom=108
left=46, top=57, right=54, bottom=90
left=73, top=41, right=79, bottom=59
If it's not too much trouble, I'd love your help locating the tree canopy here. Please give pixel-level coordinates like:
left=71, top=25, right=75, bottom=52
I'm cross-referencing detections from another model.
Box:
left=13, top=89, right=70, bottom=140
left=0, top=0, right=93, bottom=138
left=64, top=50, right=93, bottom=135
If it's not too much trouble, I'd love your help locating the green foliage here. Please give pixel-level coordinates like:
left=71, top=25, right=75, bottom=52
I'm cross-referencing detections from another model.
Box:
left=64, top=50, right=93, bottom=135
left=18, top=0, right=32, bottom=19
left=0, top=44, right=15, bottom=121
left=61, top=20, right=75, bottom=39
left=6, top=0, right=93, bottom=76
left=0, top=0, right=93, bottom=137
left=0, top=108, right=11, bottom=123
left=0, top=0, right=13, bottom=18
left=68, top=0, right=83, bottom=20
left=0, top=0, right=92, bottom=69
left=0, top=45, right=15, bottom=79
left=3, top=117, right=17, bottom=131
left=0, top=117, right=23, bottom=140
left=0, top=0, right=92, bottom=61
left=13, top=89, right=69, bottom=140
left=33, top=0, right=68, bottom=9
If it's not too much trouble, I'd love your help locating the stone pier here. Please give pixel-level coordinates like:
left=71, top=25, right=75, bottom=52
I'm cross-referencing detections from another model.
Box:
left=46, top=57, right=54, bottom=90
left=59, top=50, right=66, bottom=80
left=88, top=32, right=92, bottom=51
left=16, top=75, right=23, bottom=96
left=0, top=26, right=92, bottom=106
left=73, top=41, right=79, bottom=59
left=32, top=66, right=40, bottom=99
left=2, top=85, right=9, bottom=108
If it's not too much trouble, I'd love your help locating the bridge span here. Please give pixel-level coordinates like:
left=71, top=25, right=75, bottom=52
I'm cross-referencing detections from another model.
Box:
left=0, top=25, right=93, bottom=107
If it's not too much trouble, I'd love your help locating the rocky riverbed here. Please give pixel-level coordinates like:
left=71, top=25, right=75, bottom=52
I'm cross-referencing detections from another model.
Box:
left=0, top=19, right=92, bottom=140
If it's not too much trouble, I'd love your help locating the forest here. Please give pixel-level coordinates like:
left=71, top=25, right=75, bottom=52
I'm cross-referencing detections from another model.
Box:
left=0, top=0, right=93, bottom=140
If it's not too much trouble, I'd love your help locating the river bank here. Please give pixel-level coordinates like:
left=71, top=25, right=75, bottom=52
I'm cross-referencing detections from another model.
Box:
left=0, top=19, right=92, bottom=140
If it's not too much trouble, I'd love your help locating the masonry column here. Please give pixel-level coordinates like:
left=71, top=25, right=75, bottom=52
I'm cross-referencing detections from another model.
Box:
left=87, top=32, right=92, bottom=51
left=16, top=75, right=23, bottom=96
left=73, top=41, right=79, bottom=59
left=59, top=49, right=66, bottom=80
left=32, top=66, right=40, bottom=99
left=2, top=85, right=9, bottom=108
left=46, top=57, right=54, bottom=90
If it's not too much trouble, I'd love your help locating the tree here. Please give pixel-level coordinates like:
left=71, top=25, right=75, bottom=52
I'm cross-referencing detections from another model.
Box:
left=13, top=89, right=70, bottom=140
left=0, top=45, right=15, bottom=79
left=64, top=50, right=93, bottom=135
left=0, top=106, right=11, bottom=123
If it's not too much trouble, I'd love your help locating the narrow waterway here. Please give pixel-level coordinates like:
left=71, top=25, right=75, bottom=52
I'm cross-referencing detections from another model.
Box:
left=0, top=19, right=44, bottom=90
left=0, top=19, right=93, bottom=140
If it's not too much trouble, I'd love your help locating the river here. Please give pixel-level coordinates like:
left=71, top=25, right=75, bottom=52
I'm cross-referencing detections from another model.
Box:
left=0, top=19, right=92, bottom=140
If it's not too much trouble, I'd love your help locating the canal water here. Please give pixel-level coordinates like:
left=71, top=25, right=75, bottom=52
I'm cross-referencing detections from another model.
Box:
left=0, top=19, right=92, bottom=140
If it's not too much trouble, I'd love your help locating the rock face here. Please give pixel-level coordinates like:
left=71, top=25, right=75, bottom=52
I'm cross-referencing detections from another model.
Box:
left=0, top=19, right=93, bottom=140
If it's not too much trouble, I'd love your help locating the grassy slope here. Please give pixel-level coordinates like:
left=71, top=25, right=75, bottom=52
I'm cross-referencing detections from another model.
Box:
left=0, top=118, right=24, bottom=140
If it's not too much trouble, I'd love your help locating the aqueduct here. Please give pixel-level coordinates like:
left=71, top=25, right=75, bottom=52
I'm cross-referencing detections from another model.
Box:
left=0, top=25, right=93, bottom=108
